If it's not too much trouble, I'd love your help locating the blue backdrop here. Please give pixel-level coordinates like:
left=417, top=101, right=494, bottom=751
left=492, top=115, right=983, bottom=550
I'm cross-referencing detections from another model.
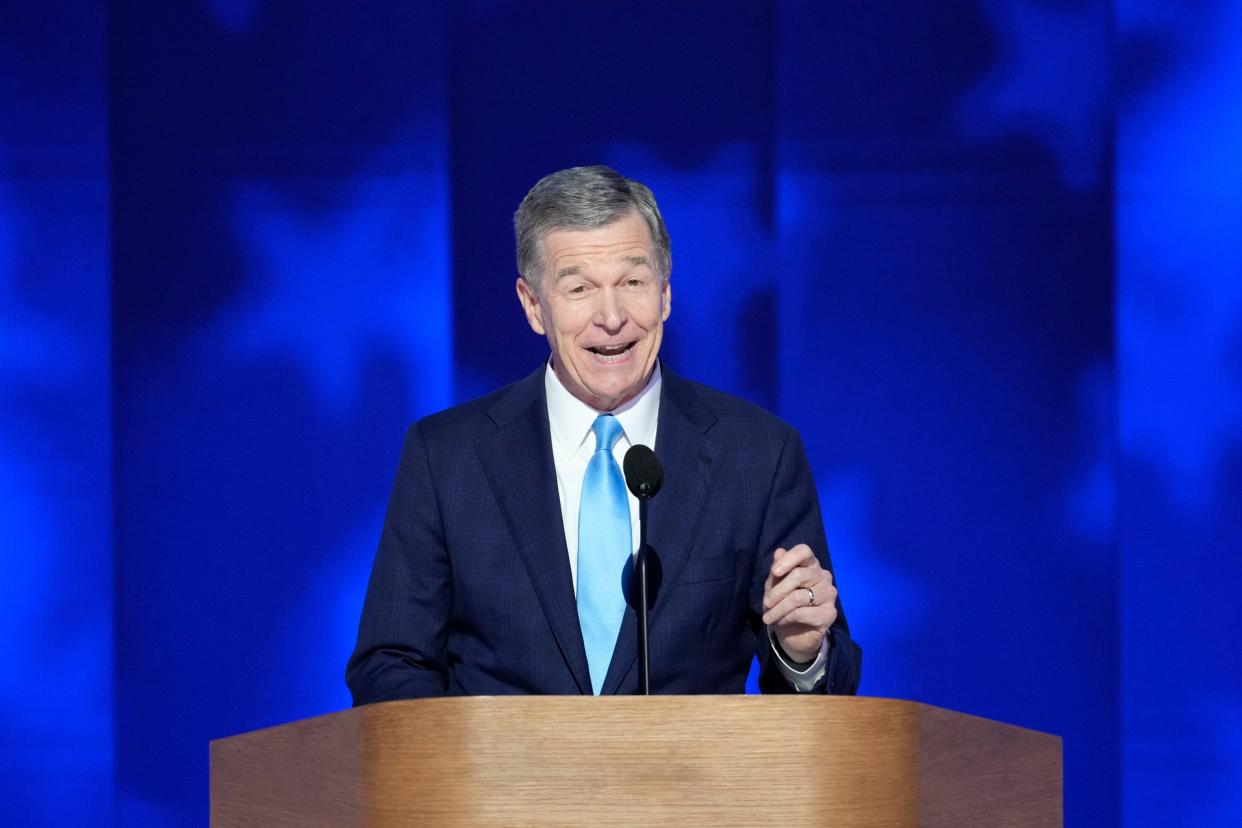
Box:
left=2, top=1, right=1239, bottom=825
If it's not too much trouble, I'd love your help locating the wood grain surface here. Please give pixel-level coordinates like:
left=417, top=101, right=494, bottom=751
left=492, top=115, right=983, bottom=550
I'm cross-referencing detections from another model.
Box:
left=210, top=696, right=1061, bottom=827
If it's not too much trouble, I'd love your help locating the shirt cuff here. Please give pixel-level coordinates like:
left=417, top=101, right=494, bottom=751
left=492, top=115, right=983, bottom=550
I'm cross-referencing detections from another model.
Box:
left=768, top=631, right=830, bottom=693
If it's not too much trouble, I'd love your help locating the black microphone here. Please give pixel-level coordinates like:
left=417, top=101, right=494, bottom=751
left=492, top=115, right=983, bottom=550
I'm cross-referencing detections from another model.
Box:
left=623, top=444, right=663, bottom=695
left=623, top=444, right=663, bottom=500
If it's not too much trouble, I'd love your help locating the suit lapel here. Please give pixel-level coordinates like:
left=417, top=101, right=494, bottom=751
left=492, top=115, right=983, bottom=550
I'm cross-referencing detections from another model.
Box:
left=601, top=368, right=726, bottom=694
left=475, top=369, right=592, bottom=695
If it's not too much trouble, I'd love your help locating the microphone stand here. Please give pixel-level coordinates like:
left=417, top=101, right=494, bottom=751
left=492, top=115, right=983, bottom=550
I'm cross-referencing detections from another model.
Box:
left=623, top=442, right=662, bottom=697
left=637, top=496, right=651, bottom=695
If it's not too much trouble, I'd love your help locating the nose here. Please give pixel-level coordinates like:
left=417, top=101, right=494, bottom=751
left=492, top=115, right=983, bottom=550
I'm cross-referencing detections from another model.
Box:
left=594, top=287, right=627, bottom=332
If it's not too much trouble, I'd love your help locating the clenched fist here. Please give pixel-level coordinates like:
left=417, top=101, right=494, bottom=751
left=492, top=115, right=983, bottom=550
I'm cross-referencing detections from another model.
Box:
left=762, top=544, right=837, bottom=663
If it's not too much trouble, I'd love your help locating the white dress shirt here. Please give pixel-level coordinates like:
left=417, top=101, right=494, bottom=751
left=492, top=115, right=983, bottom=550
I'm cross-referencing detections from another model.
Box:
left=543, top=362, right=827, bottom=691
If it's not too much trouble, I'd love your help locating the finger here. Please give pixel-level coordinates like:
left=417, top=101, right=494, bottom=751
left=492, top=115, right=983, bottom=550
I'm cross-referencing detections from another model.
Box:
left=769, top=543, right=815, bottom=578
left=765, top=598, right=834, bottom=630
left=768, top=564, right=836, bottom=611
left=773, top=604, right=838, bottom=631
left=764, top=576, right=838, bottom=621
left=763, top=585, right=834, bottom=626
left=763, top=565, right=814, bottom=610
left=764, top=557, right=832, bottom=610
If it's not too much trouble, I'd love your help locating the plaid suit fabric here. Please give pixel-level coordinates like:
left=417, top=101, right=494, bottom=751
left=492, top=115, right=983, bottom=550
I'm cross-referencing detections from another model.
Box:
left=347, top=365, right=861, bottom=703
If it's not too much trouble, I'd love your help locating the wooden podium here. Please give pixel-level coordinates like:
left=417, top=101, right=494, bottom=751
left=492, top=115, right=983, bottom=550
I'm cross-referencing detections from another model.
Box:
left=211, top=696, right=1061, bottom=826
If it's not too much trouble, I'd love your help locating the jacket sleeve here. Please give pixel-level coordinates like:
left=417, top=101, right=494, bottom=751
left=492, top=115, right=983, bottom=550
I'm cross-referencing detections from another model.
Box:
left=752, top=427, right=862, bottom=695
left=346, top=421, right=453, bottom=704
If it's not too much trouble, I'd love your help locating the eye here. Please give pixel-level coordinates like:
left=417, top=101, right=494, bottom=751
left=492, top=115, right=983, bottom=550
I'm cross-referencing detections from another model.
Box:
left=627, top=277, right=644, bottom=287
left=567, top=284, right=589, bottom=295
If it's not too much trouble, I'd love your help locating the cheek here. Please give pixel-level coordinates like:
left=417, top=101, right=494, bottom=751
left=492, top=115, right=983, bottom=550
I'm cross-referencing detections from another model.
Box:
left=556, top=322, right=586, bottom=346
left=642, top=303, right=667, bottom=331
left=547, top=309, right=584, bottom=343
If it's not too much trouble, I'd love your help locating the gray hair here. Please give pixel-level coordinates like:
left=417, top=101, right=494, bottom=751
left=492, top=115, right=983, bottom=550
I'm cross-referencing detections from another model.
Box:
left=514, top=165, right=671, bottom=291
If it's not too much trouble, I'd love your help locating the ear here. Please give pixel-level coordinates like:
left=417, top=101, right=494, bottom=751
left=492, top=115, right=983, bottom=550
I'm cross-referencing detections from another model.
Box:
left=515, top=277, right=547, bottom=335
left=660, top=277, right=671, bottom=322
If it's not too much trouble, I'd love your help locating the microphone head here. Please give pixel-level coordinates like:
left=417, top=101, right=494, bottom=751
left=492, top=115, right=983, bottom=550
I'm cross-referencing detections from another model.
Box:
left=623, top=444, right=664, bottom=500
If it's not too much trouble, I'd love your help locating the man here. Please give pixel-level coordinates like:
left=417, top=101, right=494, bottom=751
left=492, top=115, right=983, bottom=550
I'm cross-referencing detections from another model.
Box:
left=347, top=166, right=860, bottom=700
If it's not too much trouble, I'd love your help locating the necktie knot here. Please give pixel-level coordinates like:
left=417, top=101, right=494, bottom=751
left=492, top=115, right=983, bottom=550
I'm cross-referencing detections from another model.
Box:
left=592, top=414, right=623, bottom=454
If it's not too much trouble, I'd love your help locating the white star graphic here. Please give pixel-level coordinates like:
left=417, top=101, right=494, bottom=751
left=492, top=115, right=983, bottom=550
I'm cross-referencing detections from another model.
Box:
left=208, top=166, right=452, bottom=416
left=1118, top=1, right=1242, bottom=505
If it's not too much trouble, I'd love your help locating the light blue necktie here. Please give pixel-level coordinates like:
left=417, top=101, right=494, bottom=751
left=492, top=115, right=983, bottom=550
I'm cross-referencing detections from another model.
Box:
left=577, top=414, right=631, bottom=695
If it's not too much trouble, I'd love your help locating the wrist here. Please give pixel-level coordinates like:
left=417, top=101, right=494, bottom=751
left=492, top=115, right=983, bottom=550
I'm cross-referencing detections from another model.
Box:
left=775, top=636, right=819, bottom=668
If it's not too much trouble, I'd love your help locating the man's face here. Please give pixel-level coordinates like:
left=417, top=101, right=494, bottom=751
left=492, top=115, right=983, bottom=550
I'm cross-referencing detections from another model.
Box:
left=516, top=211, right=671, bottom=412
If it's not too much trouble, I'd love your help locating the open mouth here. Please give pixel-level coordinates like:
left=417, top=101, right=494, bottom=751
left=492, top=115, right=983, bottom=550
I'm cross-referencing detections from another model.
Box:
left=587, top=341, right=637, bottom=360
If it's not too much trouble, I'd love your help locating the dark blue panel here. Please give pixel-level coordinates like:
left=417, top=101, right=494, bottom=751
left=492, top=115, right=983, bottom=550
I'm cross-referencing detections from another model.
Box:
left=445, top=1, right=777, bottom=401
left=0, top=3, right=113, bottom=825
left=776, top=3, right=1117, bottom=824
left=5, top=1, right=1238, bottom=824
left=109, top=3, right=450, bottom=824
left=1117, top=1, right=1242, bottom=824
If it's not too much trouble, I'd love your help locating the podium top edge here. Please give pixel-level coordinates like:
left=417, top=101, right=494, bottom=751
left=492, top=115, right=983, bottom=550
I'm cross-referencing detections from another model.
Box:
left=209, top=695, right=1061, bottom=747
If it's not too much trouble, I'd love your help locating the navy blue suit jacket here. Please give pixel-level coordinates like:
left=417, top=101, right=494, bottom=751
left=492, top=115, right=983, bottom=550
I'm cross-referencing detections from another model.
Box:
left=347, top=365, right=861, bottom=702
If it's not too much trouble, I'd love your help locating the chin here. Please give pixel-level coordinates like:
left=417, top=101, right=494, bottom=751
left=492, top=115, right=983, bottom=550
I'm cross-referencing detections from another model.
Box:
left=592, top=381, right=643, bottom=410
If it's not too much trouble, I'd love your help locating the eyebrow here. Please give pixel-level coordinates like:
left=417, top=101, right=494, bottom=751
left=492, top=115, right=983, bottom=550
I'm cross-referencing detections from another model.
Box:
left=553, top=255, right=653, bottom=282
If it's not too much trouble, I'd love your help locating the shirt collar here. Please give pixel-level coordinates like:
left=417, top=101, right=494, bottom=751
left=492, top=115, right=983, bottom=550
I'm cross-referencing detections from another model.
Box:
left=545, top=360, right=662, bottom=456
